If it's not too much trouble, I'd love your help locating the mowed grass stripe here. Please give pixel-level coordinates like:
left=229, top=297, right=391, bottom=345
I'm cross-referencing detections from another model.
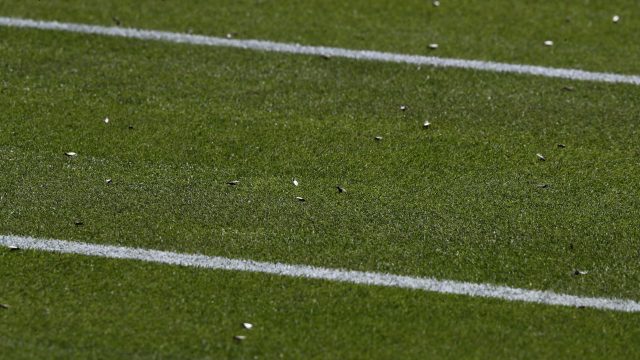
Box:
left=1, top=16, right=640, bottom=85
left=3, top=20, right=640, bottom=299
left=2, top=235, right=640, bottom=313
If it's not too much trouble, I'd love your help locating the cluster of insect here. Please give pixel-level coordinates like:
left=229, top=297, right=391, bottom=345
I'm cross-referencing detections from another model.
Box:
left=375, top=104, right=431, bottom=139
left=65, top=116, right=353, bottom=205
left=226, top=177, right=346, bottom=203
left=222, top=104, right=431, bottom=202
left=223, top=104, right=432, bottom=202
left=427, top=2, right=620, bottom=50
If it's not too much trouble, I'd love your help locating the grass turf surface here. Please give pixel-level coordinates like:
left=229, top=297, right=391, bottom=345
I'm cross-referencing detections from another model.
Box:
left=1, top=0, right=640, bottom=74
left=1, top=0, right=640, bottom=358
left=2, top=251, right=639, bottom=359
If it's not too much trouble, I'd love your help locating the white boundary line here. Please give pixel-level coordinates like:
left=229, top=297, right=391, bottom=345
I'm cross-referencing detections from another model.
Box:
left=1, top=16, right=640, bottom=85
left=2, top=234, right=639, bottom=312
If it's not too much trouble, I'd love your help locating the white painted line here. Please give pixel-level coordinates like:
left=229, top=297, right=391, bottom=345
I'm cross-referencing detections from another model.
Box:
left=2, top=234, right=639, bottom=312
left=1, top=16, right=640, bottom=85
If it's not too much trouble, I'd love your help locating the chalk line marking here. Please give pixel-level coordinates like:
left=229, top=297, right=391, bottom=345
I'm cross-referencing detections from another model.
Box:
left=2, top=234, right=639, bottom=312
left=1, top=16, right=639, bottom=85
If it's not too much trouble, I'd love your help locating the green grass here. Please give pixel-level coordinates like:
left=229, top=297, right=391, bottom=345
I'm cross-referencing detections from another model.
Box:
left=1, top=0, right=639, bottom=73
left=1, top=0, right=640, bottom=358
left=2, top=251, right=640, bottom=359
